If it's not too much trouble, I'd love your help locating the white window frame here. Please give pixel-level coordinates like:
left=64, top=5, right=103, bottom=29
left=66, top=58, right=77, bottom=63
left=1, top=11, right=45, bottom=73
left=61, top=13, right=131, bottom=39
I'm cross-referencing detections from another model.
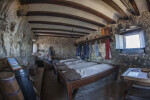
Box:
left=115, top=29, right=145, bottom=54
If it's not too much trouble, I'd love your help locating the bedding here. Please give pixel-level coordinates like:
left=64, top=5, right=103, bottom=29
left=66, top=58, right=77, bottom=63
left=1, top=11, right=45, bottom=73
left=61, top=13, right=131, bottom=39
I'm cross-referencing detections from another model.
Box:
left=64, top=60, right=85, bottom=65
left=56, top=59, right=79, bottom=66
left=56, top=59, right=85, bottom=66
left=59, top=59, right=77, bottom=63
left=67, top=61, right=97, bottom=70
left=56, top=59, right=113, bottom=81
left=58, top=62, right=113, bottom=81
left=58, top=61, right=97, bottom=71
left=75, top=64, right=112, bottom=78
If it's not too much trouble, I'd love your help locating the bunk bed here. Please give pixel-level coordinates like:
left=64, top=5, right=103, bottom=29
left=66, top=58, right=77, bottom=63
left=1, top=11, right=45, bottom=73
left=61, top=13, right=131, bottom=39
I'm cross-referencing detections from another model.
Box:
left=53, top=59, right=119, bottom=100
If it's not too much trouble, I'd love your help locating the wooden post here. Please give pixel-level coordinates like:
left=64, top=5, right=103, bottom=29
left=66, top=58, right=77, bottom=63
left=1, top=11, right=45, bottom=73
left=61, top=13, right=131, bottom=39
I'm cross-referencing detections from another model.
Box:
left=57, top=75, right=60, bottom=83
left=114, top=66, right=119, bottom=81
left=120, top=80, right=133, bottom=100
left=67, top=84, right=72, bottom=100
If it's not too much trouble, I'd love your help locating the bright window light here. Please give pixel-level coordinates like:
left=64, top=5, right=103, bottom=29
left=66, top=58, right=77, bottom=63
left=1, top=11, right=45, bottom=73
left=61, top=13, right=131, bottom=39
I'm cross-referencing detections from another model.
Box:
left=125, top=34, right=140, bottom=48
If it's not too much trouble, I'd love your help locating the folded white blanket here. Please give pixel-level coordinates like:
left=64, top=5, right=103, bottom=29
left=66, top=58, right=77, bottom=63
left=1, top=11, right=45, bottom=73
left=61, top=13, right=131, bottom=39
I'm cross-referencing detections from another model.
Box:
left=59, top=59, right=76, bottom=63
left=68, top=62, right=97, bottom=70
left=65, top=60, right=86, bottom=66
left=76, top=64, right=112, bottom=78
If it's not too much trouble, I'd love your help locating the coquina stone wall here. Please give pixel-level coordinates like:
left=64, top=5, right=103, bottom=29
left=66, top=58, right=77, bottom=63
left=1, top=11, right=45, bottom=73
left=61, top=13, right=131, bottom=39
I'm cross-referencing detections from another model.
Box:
left=35, top=36, right=76, bottom=59
left=0, top=0, right=34, bottom=68
left=77, top=11, right=150, bottom=73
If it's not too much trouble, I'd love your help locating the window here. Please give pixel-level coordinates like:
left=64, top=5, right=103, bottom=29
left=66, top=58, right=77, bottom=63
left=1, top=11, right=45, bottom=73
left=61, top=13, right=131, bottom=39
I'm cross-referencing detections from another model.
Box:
left=33, top=44, right=38, bottom=53
left=115, top=29, right=145, bottom=54
left=125, top=34, right=140, bottom=49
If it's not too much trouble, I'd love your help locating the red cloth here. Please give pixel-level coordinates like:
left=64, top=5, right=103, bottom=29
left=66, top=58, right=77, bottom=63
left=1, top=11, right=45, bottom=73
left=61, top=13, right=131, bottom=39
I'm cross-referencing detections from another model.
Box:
left=105, top=39, right=111, bottom=59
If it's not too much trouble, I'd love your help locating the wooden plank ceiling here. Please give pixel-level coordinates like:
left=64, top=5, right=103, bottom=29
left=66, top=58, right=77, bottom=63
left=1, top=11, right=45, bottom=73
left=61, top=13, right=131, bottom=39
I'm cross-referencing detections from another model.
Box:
left=18, top=0, right=149, bottom=38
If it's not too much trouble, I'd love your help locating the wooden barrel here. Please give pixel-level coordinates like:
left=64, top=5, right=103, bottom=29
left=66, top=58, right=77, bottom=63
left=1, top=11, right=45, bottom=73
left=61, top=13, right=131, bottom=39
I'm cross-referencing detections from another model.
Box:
left=0, top=72, right=24, bottom=100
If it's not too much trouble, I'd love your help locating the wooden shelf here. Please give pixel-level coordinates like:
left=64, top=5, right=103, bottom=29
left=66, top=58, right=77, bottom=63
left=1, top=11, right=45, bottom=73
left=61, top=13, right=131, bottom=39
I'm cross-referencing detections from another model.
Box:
left=75, top=34, right=113, bottom=45
left=119, top=28, right=141, bottom=35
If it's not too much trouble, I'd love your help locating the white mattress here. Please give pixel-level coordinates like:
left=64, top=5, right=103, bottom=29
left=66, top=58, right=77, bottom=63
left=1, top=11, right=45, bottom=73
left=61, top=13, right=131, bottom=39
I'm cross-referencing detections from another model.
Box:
left=59, top=59, right=76, bottom=63
left=75, top=64, right=113, bottom=78
left=68, top=62, right=97, bottom=70
left=65, top=60, right=86, bottom=66
left=58, top=59, right=113, bottom=79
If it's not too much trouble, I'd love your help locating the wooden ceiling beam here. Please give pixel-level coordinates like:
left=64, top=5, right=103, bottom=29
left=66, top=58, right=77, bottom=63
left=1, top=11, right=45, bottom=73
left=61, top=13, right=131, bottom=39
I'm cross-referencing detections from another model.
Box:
left=146, top=0, right=150, bottom=12
left=33, top=32, right=84, bottom=37
left=101, top=0, right=128, bottom=19
left=26, top=11, right=105, bottom=27
left=129, top=0, right=140, bottom=16
left=19, top=0, right=116, bottom=24
left=31, top=28, right=90, bottom=34
left=29, top=21, right=97, bottom=31
left=35, top=34, right=79, bottom=38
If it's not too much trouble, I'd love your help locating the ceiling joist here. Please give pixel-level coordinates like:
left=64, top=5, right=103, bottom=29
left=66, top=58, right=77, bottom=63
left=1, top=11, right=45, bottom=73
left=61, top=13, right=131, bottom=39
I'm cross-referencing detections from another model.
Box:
left=33, top=32, right=84, bottom=37
left=26, top=11, right=105, bottom=27
left=31, top=28, right=90, bottom=34
left=102, top=0, right=128, bottom=19
left=19, top=0, right=116, bottom=24
left=35, top=34, right=79, bottom=38
left=29, top=21, right=97, bottom=31
left=146, top=0, right=150, bottom=12
left=129, top=0, right=140, bottom=16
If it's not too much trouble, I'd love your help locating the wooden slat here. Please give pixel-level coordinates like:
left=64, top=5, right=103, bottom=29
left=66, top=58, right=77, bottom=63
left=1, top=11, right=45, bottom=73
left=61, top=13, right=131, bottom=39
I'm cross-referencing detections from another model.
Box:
left=26, top=11, right=105, bottom=27
left=19, top=0, right=116, bottom=24
left=102, top=0, right=128, bottom=19
left=32, top=68, right=44, bottom=96
left=31, top=28, right=90, bottom=34
left=146, top=0, right=150, bottom=12
left=35, top=34, right=79, bottom=38
left=29, top=21, right=97, bottom=31
left=33, top=32, right=84, bottom=36
left=129, top=0, right=140, bottom=16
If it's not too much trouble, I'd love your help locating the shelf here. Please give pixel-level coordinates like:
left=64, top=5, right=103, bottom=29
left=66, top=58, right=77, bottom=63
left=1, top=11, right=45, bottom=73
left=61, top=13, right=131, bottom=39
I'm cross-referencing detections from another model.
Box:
left=75, top=34, right=113, bottom=45
left=119, top=28, right=141, bottom=35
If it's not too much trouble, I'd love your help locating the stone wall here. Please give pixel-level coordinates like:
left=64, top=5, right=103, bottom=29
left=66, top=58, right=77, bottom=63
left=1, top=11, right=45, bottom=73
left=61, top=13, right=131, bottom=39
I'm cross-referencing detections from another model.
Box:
left=35, top=36, right=76, bottom=59
left=0, top=0, right=34, bottom=67
left=77, top=11, right=150, bottom=73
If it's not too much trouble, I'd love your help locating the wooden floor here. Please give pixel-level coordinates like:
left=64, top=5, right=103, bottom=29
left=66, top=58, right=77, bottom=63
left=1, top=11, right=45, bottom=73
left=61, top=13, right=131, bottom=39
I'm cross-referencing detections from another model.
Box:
left=41, top=68, right=150, bottom=100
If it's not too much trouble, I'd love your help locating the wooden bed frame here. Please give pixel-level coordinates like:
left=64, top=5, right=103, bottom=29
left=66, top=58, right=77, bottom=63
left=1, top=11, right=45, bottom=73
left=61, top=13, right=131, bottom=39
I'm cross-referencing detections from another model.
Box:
left=53, top=62, right=119, bottom=100
left=52, top=61, right=58, bottom=74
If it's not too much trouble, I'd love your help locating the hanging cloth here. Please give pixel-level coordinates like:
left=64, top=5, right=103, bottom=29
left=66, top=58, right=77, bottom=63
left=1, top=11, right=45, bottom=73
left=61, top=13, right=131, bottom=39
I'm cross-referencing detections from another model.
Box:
left=85, top=43, right=89, bottom=59
left=81, top=45, right=85, bottom=60
left=76, top=47, right=78, bottom=56
left=76, top=45, right=81, bottom=56
left=89, top=43, right=92, bottom=58
left=47, top=47, right=52, bottom=61
left=105, top=39, right=112, bottom=59
left=94, top=41, right=100, bottom=57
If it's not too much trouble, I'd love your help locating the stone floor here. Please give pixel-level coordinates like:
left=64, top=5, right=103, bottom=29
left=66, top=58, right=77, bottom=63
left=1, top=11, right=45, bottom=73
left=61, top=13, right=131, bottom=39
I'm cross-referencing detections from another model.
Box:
left=41, top=68, right=150, bottom=100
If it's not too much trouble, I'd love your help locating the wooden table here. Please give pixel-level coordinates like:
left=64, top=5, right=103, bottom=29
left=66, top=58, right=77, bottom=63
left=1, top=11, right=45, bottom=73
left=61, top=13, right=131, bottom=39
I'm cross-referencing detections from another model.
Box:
left=121, top=68, right=150, bottom=100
